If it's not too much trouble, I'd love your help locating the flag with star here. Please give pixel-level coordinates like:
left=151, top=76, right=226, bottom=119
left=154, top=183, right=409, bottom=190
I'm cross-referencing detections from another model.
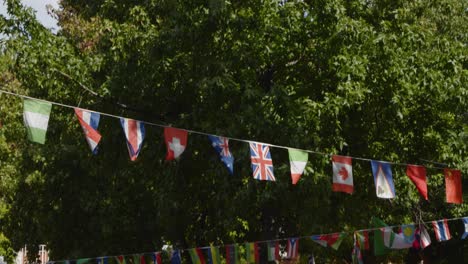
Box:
left=208, top=135, right=234, bottom=175
left=462, top=217, right=468, bottom=240
left=164, top=127, right=188, bottom=160
left=249, top=142, right=275, bottom=181
left=444, top=169, right=462, bottom=204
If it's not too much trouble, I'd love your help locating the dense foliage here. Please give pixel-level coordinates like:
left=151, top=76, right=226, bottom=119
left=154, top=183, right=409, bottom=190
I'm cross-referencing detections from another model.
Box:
left=0, top=0, right=467, bottom=263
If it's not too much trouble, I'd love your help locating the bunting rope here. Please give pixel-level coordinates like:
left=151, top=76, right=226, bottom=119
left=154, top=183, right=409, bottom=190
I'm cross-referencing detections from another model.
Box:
left=0, top=88, right=452, bottom=170
left=49, top=216, right=467, bottom=262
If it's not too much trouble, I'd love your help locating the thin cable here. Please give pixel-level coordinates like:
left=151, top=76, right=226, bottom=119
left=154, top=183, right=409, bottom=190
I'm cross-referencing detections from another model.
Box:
left=49, top=216, right=467, bottom=262
left=0, top=88, right=453, bottom=170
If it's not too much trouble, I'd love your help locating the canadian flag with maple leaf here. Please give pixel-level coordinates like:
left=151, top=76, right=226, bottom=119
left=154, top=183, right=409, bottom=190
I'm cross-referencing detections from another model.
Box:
left=332, top=155, right=353, bottom=194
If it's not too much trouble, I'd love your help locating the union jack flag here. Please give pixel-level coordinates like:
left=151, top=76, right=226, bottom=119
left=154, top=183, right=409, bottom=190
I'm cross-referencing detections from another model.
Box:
left=74, top=108, right=101, bottom=154
left=208, top=135, right=234, bottom=175
left=249, top=142, right=275, bottom=181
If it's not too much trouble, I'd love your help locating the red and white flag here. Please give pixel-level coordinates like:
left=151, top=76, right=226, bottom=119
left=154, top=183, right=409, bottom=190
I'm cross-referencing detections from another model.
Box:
left=406, top=165, right=428, bottom=200
left=286, top=238, right=299, bottom=259
left=332, top=155, right=353, bottom=194
left=164, top=127, right=188, bottom=160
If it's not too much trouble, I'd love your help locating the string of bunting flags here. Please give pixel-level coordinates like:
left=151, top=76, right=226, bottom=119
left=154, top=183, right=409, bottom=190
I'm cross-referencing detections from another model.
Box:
left=0, top=89, right=464, bottom=204
left=47, top=217, right=468, bottom=264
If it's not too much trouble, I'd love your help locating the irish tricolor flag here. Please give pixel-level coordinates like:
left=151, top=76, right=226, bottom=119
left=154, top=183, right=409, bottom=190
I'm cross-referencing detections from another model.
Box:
left=23, top=99, right=52, bottom=144
left=288, top=149, right=308, bottom=184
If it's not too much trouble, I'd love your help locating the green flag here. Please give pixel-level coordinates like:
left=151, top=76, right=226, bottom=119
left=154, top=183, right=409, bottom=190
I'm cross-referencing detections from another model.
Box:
left=209, top=245, right=221, bottom=264
left=23, top=99, right=52, bottom=144
left=288, top=149, right=308, bottom=184
left=372, top=217, right=389, bottom=256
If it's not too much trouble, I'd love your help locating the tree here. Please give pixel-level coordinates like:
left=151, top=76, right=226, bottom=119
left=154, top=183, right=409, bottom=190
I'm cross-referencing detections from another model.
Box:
left=0, top=0, right=466, bottom=263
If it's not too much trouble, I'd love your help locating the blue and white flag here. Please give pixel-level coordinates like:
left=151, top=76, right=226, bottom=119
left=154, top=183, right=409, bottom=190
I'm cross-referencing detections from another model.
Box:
left=208, top=135, right=234, bottom=175
left=170, top=250, right=181, bottom=264
left=75, top=108, right=101, bottom=154
left=462, top=217, right=468, bottom=240
left=371, top=160, right=396, bottom=199
left=432, top=219, right=451, bottom=241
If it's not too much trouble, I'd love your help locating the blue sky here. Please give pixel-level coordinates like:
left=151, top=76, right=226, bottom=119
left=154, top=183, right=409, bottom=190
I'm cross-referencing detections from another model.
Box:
left=0, top=0, right=60, bottom=30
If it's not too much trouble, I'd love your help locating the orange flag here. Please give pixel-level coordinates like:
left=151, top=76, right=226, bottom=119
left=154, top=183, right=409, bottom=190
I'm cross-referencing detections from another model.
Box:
left=444, top=169, right=462, bottom=204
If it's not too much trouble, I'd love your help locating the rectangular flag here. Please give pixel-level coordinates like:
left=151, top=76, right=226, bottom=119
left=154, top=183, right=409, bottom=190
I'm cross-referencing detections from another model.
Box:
left=383, top=225, right=416, bottom=249
left=151, top=253, right=162, bottom=264
left=23, top=99, right=52, bottom=144
left=371, top=160, right=395, bottom=199
left=170, top=250, right=181, bottom=264
left=74, top=108, right=101, bottom=154
left=462, top=217, right=468, bottom=240
left=444, top=169, right=462, bottom=204
left=311, top=233, right=345, bottom=250
left=356, top=231, right=369, bottom=250
left=244, top=242, right=259, bottom=263
left=406, top=165, right=428, bottom=200
left=372, top=217, right=389, bottom=256
left=267, top=241, right=280, bottom=261
left=288, top=149, right=308, bottom=184
left=249, top=142, right=275, bottom=181
left=419, top=225, right=431, bottom=248
left=208, top=245, right=221, bottom=264
left=286, top=238, right=299, bottom=258
left=116, top=256, right=126, bottom=264
left=120, top=118, right=145, bottom=161
left=188, top=248, right=206, bottom=264
left=165, top=127, right=188, bottom=160
left=432, top=219, right=451, bottom=241
left=208, top=135, right=234, bottom=175
left=352, top=234, right=363, bottom=264
left=225, top=245, right=239, bottom=264
left=332, top=155, right=353, bottom=194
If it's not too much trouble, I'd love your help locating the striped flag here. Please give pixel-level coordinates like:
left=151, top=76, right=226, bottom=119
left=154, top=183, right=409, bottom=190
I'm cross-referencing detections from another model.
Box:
left=311, top=233, right=345, bottom=250
left=288, top=149, right=308, bottom=184
left=432, top=219, right=451, bottom=241
left=120, top=118, right=145, bottom=161
left=244, top=242, right=259, bottom=263
left=352, top=233, right=363, bottom=264
left=188, top=248, right=206, bottom=264
left=139, top=255, right=145, bottom=264
left=419, top=225, right=431, bottom=248
left=332, top=155, right=353, bottom=194
left=225, top=245, right=239, bottom=264
left=267, top=241, right=280, bottom=262
left=74, top=108, right=101, bottom=154
left=116, top=256, right=126, bottom=264
left=208, top=245, right=221, bottom=264
left=151, top=252, right=162, bottom=264
left=462, top=218, right=468, bottom=240
left=286, top=238, right=299, bottom=259
left=23, top=99, right=52, bottom=144
left=356, top=231, right=369, bottom=250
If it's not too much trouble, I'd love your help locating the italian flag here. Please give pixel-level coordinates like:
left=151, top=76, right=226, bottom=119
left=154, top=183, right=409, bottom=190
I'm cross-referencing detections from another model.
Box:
left=288, top=149, right=308, bottom=184
left=23, top=99, right=52, bottom=144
